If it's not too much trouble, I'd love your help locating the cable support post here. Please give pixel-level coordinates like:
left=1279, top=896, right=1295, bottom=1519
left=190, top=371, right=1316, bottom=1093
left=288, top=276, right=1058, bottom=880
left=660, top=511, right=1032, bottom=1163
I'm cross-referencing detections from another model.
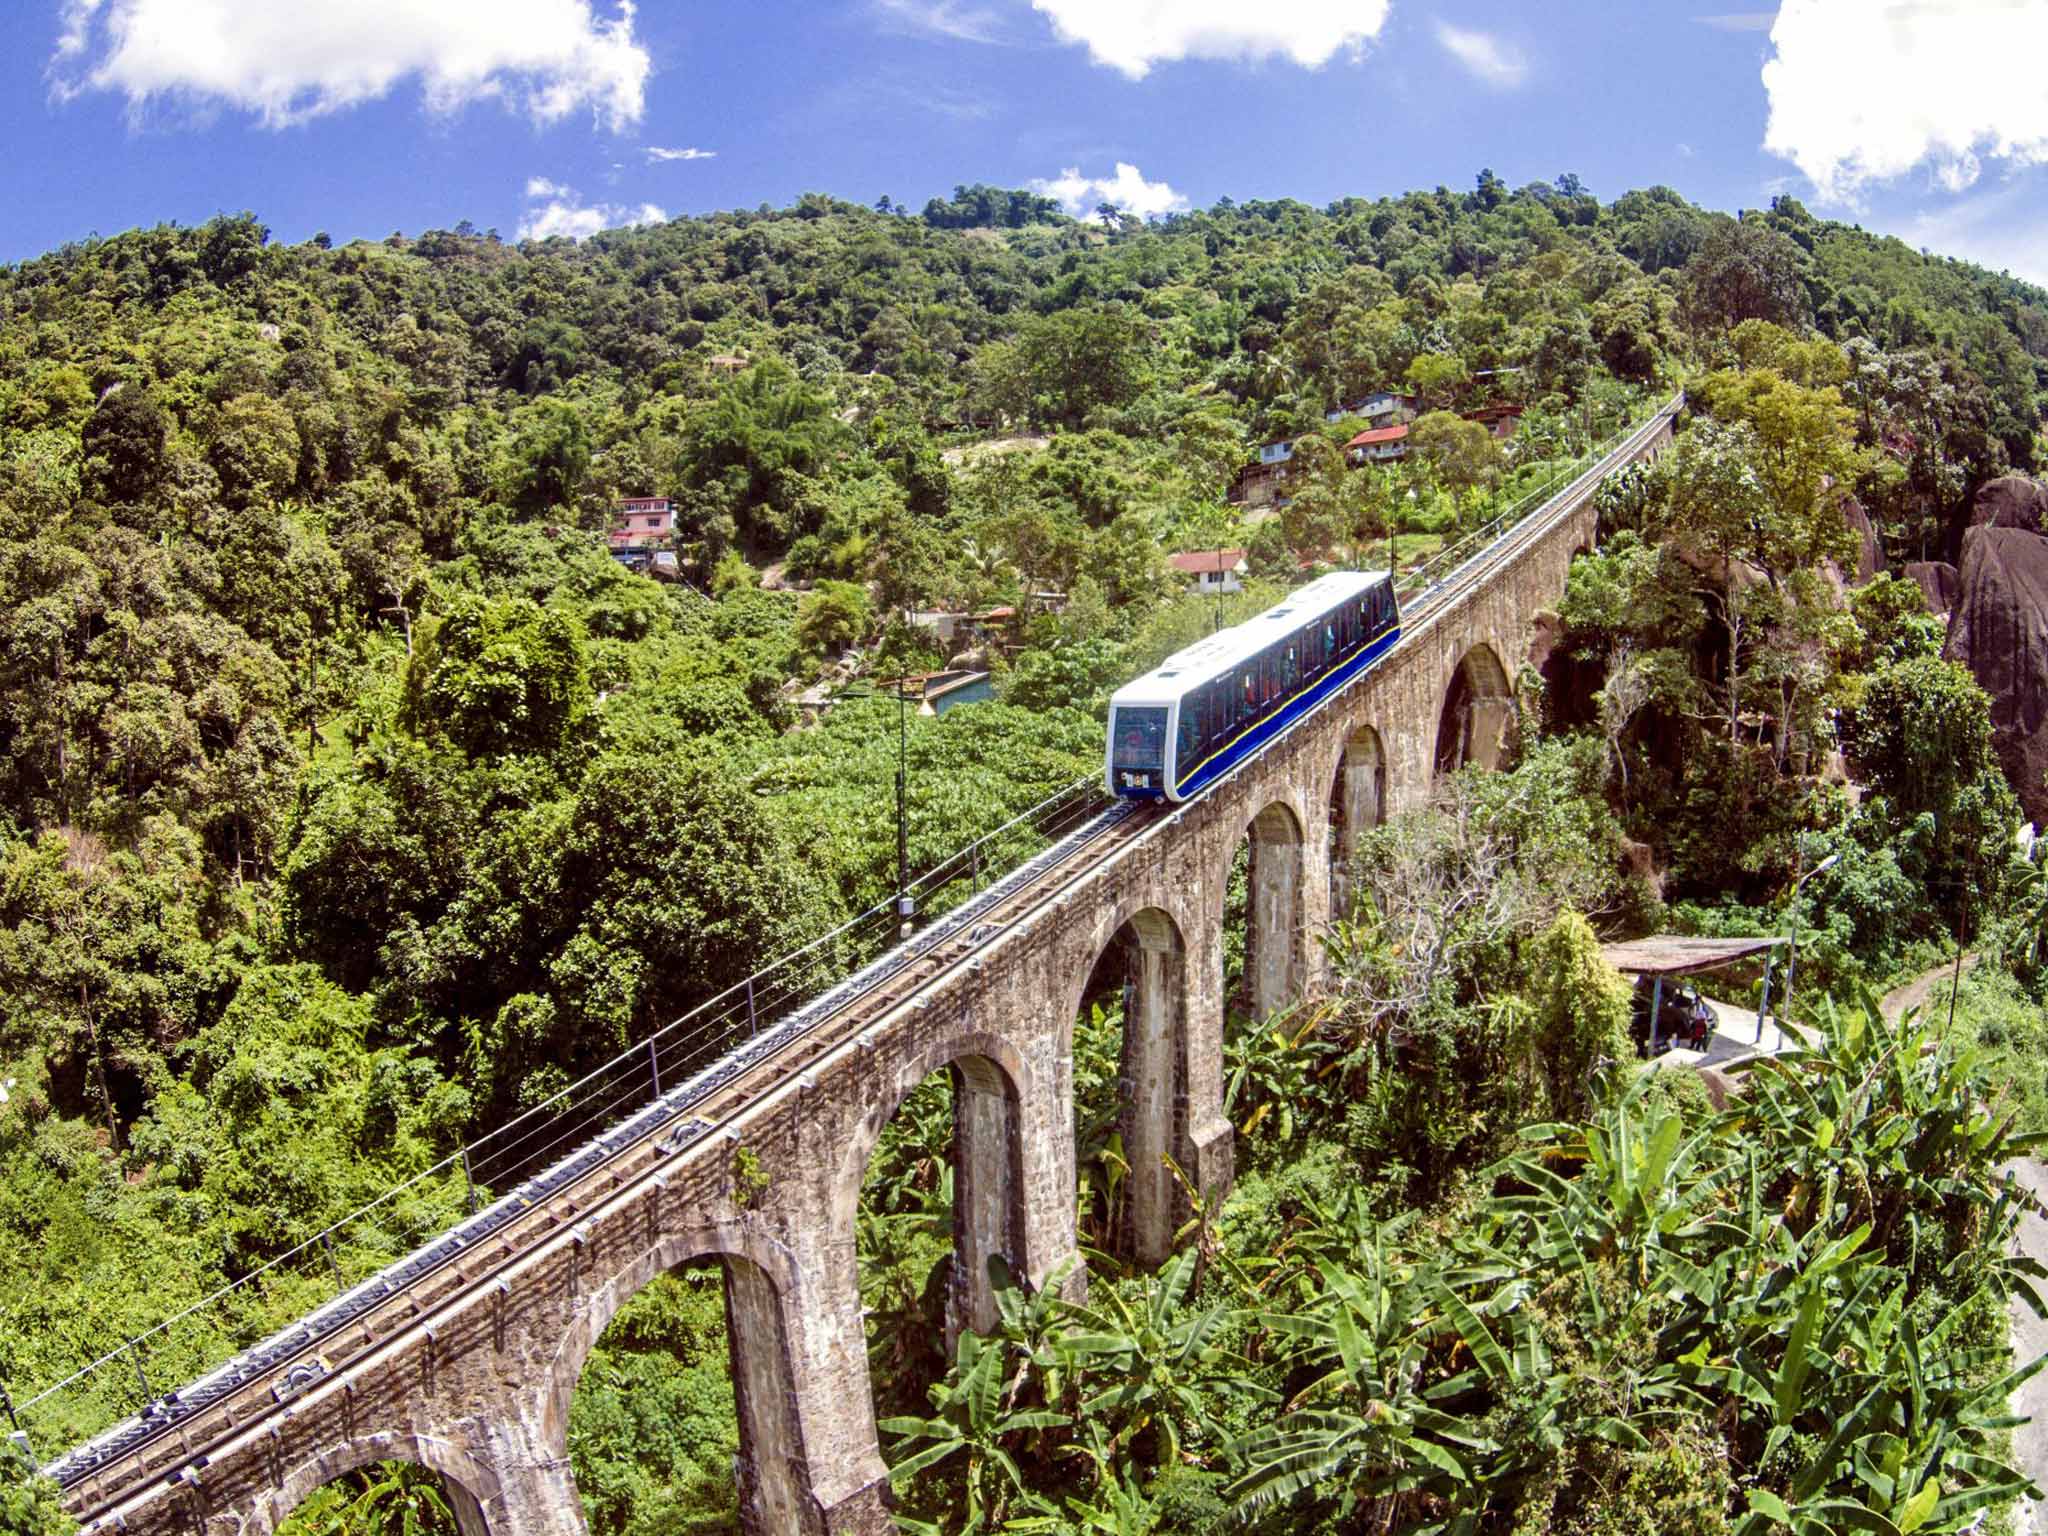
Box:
left=127, top=1340, right=151, bottom=1406
left=647, top=1035, right=660, bottom=1097
left=462, top=1145, right=478, bottom=1216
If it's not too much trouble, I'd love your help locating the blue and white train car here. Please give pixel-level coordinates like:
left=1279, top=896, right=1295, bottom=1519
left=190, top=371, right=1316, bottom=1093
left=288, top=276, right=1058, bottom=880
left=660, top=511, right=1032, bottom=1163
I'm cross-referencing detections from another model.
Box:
left=1104, top=571, right=1401, bottom=803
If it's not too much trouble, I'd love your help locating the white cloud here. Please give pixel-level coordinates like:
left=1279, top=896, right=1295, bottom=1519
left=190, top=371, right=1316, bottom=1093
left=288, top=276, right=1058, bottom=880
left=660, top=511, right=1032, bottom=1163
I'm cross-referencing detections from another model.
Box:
left=1031, top=162, right=1189, bottom=220
left=1762, top=0, right=2048, bottom=202
left=1029, top=0, right=1390, bottom=78
left=1433, top=23, right=1526, bottom=89
left=52, top=0, right=651, bottom=130
left=873, top=0, right=1005, bottom=44
left=646, top=145, right=715, bottom=162
left=518, top=180, right=665, bottom=241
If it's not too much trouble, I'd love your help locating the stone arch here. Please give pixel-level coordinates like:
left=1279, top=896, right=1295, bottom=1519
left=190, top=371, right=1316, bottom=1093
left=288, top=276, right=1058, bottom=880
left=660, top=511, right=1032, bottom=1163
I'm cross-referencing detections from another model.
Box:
left=545, top=1225, right=803, bottom=1436
left=1232, top=800, right=1308, bottom=1021
left=1062, top=905, right=1193, bottom=1268
left=545, top=1225, right=810, bottom=1535
left=1434, top=642, right=1515, bottom=775
left=251, top=1431, right=499, bottom=1536
left=833, top=1029, right=1038, bottom=1338
left=1327, top=724, right=1386, bottom=923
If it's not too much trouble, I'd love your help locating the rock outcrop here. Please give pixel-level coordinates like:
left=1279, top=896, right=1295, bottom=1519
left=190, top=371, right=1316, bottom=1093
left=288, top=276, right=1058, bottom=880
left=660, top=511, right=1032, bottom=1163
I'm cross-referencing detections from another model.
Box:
left=1905, top=560, right=1959, bottom=618
left=1842, top=496, right=1884, bottom=584
left=1970, top=474, right=2048, bottom=535
left=1944, top=525, right=2048, bottom=823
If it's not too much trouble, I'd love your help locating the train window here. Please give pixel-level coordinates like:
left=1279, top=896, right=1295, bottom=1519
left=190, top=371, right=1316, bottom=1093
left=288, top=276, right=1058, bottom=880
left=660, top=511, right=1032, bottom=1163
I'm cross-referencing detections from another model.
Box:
left=1240, top=669, right=1256, bottom=724
left=1302, top=622, right=1323, bottom=678
left=1282, top=644, right=1299, bottom=693
left=1114, top=708, right=1167, bottom=769
left=1177, top=706, right=1198, bottom=767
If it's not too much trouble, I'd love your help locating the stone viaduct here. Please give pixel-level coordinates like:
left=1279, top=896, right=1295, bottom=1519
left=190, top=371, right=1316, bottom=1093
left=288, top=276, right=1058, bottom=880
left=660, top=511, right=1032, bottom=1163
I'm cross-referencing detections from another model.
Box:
left=59, top=404, right=1677, bottom=1536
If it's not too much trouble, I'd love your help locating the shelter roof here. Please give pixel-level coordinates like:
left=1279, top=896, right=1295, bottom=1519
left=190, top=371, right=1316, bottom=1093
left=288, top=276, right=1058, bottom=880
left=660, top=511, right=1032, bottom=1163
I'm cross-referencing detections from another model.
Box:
left=1346, top=424, right=1411, bottom=447
left=1600, top=935, right=1787, bottom=977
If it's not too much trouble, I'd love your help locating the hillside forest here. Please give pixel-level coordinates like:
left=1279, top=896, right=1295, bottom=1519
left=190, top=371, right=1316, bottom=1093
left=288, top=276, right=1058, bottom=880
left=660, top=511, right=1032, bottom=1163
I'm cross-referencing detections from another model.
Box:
left=3, top=175, right=2048, bottom=1534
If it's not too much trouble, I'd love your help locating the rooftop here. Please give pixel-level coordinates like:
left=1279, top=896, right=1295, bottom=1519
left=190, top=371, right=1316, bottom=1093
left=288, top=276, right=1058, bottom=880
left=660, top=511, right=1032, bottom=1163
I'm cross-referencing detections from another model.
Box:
left=1346, top=424, right=1411, bottom=448
left=1599, top=935, right=1788, bottom=977
left=1168, top=548, right=1248, bottom=576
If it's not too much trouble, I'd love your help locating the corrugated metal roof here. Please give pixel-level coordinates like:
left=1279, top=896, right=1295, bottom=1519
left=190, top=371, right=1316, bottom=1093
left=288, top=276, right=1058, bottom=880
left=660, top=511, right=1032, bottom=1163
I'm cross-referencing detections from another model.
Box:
left=1600, top=935, right=1787, bottom=976
left=1346, top=424, right=1411, bottom=448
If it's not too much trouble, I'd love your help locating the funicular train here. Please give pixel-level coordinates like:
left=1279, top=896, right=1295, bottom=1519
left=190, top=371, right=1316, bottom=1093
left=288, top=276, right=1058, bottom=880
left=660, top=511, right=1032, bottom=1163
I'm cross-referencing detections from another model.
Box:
left=1105, top=570, right=1401, bottom=803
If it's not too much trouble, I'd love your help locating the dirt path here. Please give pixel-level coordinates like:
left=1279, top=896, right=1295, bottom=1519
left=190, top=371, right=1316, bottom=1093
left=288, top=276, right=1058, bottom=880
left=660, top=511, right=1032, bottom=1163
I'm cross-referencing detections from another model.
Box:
left=1877, top=949, right=1978, bottom=1023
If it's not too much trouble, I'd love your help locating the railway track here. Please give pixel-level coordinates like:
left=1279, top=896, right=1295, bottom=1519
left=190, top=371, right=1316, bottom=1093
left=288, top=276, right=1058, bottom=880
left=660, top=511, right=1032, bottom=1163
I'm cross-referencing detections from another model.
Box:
left=49, top=392, right=1683, bottom=1524
left=53, top=795, right=1160, bottom=1522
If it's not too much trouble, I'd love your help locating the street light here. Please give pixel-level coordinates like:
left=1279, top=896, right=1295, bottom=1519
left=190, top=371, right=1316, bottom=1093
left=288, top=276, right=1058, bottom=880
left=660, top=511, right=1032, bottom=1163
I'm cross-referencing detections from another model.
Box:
left=1779, top=850, right=1840, bottom=1029
left=894, top=673, right=918, bottom=940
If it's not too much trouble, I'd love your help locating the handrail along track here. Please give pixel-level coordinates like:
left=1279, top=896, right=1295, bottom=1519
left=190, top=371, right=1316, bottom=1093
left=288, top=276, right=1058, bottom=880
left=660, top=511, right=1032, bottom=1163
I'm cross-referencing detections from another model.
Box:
left=43, top=393, right=1681, bottom=1522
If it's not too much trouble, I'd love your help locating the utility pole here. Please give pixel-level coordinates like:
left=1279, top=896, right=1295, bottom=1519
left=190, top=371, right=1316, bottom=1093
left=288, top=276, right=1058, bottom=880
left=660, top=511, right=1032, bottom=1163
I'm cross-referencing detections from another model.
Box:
left=1780, top=849, right=1840, bottom=1027
left=896, top=675, right=915, bottom=939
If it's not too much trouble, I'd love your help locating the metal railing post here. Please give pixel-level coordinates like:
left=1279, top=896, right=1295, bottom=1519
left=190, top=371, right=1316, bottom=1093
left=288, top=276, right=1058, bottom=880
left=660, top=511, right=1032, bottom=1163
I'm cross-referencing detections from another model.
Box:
left=127, top=1341, right=152, bottom=1406
left=462, top=1145, right=478, bottom=1216
left=746, top=976, right=758, bottom=1036
left=322, top=1230, right=344, bottom=1291
left=647, top=1036, right=661, bottom=1097
left=1755, top=955, right=1774, bottom=1045
left=2, top=1382, right=32, bottom=1466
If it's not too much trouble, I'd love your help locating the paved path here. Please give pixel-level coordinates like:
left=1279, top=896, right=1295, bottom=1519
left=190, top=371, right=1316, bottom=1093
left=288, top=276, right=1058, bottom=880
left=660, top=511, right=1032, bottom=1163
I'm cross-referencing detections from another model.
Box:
left=1645, top=998, right=1810, bottom=1073
left=1879, top=953, right=2048, bottom=1526
left=2005, top=1160, right=2048, bottom=1532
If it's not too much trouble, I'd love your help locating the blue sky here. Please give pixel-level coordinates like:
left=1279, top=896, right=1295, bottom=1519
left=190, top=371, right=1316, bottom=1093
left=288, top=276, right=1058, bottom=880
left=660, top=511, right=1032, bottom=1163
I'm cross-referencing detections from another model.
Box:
left=5, top=0, right=2047, bottom=284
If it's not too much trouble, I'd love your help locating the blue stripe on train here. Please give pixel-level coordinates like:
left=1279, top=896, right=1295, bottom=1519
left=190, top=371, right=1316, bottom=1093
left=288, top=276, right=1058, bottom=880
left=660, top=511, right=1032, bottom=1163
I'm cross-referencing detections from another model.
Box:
left=1144, top=627, right=1401, bottom=804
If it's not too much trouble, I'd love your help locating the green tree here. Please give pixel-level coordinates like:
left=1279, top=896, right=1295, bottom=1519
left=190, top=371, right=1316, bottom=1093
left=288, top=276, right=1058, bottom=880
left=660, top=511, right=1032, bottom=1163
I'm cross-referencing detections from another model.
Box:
left=0, top=1457, right=76, bottom=1536
left=1407, top=410, right=1503, bottom=498
left=1525, top=910, right=1631, bottom=1119
left=79, top=386, right=168, bottom=506
left=795, top=580, right=871, bottom=657
left=1682, top=216, right=1810, bottom=334
left=400, top=594, right=592, bottom=758
left=208, top=392, right=300, bottom=508
left=1844, top=655, right=2019, bottom=927
left=506, top=399, right=592, bottom=517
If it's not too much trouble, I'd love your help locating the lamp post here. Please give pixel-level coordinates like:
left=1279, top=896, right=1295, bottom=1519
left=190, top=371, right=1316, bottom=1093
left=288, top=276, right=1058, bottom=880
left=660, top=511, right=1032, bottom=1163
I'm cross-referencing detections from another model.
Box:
left=895, top=674, right=916, bottom=940
left=1779, top=850, right=1840, bottom=1031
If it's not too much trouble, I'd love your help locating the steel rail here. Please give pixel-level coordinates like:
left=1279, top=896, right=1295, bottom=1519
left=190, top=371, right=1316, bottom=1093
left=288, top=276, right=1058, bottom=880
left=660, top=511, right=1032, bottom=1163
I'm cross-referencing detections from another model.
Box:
left=45, top=393, right=1681, bottom=1518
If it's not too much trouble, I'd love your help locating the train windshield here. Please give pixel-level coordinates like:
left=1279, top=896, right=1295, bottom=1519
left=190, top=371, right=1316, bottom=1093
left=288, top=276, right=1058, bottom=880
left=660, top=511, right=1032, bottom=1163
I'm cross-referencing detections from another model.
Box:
left=1112, top=707, right=1168, bottom=769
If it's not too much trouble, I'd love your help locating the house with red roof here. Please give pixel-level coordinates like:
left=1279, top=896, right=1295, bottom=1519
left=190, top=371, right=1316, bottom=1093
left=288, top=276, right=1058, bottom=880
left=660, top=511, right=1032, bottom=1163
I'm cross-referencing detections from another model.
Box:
left=1346, top=423, right=1411, bottom=465
left=1168, top=548, right=1248, bottom=595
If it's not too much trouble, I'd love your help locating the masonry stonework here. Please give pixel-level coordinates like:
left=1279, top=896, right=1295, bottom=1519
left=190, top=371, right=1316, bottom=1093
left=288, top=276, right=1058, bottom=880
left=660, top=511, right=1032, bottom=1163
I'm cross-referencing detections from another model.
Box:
left=67, top=411, right=1673, bottom=1536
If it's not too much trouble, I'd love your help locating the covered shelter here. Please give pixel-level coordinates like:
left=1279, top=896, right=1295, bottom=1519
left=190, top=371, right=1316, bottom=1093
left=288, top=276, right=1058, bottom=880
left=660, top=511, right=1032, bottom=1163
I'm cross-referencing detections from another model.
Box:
left=1599, top=934, right=1794, bottom=1063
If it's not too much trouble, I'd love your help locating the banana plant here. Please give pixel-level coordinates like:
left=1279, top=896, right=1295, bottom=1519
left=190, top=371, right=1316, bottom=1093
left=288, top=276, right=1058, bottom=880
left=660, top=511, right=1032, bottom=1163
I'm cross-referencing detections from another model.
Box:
left=279, top=1463, right=456, bottom=1536
left=880, top=1329, right=1071, bottom=1532
left=1222, top=1001, right=1334, bottom=1145
left=1059, top=1249, right=1266, bottom=1468
left=1230, top=1225, right=1496, bottom=1521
